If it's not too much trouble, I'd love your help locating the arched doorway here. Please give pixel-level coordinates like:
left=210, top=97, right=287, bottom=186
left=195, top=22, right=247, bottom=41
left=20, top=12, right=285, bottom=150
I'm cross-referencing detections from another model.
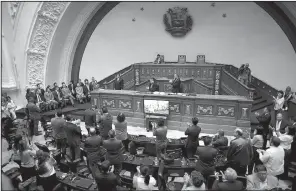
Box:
left=26, top=2, right=296, bottom=87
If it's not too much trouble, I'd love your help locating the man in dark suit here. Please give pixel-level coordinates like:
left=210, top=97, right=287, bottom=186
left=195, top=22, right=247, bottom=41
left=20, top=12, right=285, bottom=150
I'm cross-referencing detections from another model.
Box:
left=227, top=128, right=253, bottom=176
left=114, top=74, right=124, bottom=90
left=171, top=74, right=181, bottom=93
left=52, top=86, right=64, bottom=108
left=94, top=160, right=120, bottom=191
left=98, top=107, right=113, bottom=140
left=212, top=130, right=228, bottom=149
left=84, top=128, right=104, bottom=176
left=275, top=113, right=290, bottom=134
left=64, top=115, right=81, bottom=160
left=255, top=107, right=271, bottom=149
left=195, top=136, right=218, bottom=182
left=36, top=83, right=45, bottom=96
left=103, top=129, right=124, bottom=178
left=51, top=110, right=67, bottom=155
left=83, top=79, right=91, bottom=102
left=89, top=77, right=96, bottom=91
left=68, top=80, right=76, bottom=98
left=35, top=88, right=47, bottom=111
left=84, top=107, right=97, bottom=131
left=147, top=78, right=160, bottom=92
left=26, top=97, right=41, bottom=136
left=185, top=117, right=201, bottom=158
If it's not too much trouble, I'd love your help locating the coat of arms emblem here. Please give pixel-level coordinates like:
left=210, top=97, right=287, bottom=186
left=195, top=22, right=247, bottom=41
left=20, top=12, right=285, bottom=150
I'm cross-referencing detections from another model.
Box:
left=163, top=7, right=193, bottom=37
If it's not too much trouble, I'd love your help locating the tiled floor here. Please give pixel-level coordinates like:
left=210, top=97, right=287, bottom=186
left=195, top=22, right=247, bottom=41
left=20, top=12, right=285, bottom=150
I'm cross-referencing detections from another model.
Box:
left=2, top=125, right=292, bottom=189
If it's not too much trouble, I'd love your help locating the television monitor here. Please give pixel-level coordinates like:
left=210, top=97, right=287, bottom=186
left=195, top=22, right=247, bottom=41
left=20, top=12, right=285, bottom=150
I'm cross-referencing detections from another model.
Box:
left=144, top=100, right=169, bottom=115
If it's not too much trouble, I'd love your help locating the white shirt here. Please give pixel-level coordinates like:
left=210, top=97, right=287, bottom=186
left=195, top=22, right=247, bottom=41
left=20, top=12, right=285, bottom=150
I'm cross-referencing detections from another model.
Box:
left=259, top=146, right=285, bottom=176
left=133, top=175, right=157, bottom=190
left=279, top=134, right=293, bottom=150
left=275, top=120, right=282, bottom=132
left=274, top=97, right=284, bottom=110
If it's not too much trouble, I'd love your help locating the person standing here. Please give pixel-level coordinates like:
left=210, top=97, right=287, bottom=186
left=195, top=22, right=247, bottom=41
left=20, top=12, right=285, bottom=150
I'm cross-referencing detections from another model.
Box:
left=51, top=111, right=66, bottom=156
left=153, top=120, right=168, bottom=160
left=184, top=117, right=201, bottom=158
left=98, top=107, right=113, bottom=140
left=239, top=63, right=251, bottom=86
left=103, top=129, right=124, bottom=179
left=147, top=78, right=159, bottom=92
left=114, top=74, right=124, bottom=90
left=274, top=113, right=289, bottom=134
left=273, top=90, right=285, bottom=122
left=64, top=115, right=81, bottom=161
left=258, top=136, right=284, bottom=177
left=114, top=113, right=128, bottom=151
left=89, top=77, right=96, bottom=91
left=212, top=130, right=229, bottom=149
left=227, top=128, right=253, bottom=176
left=255, top=107, right=272, bottom=149
left=84, top=106, right=97, bottom=132
left=26, top=97, right=41, bottom=136
left=171, top=74, right=181, bottom=93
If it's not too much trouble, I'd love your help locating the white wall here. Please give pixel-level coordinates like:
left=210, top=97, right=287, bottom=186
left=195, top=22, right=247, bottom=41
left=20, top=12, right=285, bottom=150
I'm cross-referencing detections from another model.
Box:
left=81, top=2, right=296, bottom=90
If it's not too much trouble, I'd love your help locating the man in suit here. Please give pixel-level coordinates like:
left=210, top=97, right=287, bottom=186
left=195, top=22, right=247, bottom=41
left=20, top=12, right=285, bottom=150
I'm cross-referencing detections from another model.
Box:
left=255, top=107, right=272, bottom=149
left=171, top=74, right=181, bottom=93
left=246, top=164, right=278, bottom=190
left=103, top=129, right=124, bottom=178
left=94, top=160, right=120, bottom=191
left=84, top=106, right=97, bottom=131
left=68, top=80, right=76, bottom=98
left=51, top=110, right=66, bottom=155
left=212, top=130, right=228, bottom=149
left=147, top=78, right=159, bottom=92
left=185, top=117, right=201, bottom=158
left=52, top=86, right=64, bottom=108
left=274, top=113, right=290, bottom=134
left=64, top=115, right=81, bottom=160
left=153, top=120, right=168, bottom=160
left=98, top=107, right=113, bottom=140
left=195, top=136, right=218, bottom=181
left=36, top=83, right=45, bottom=96
left=84, top=128, right=104, bottom=176
left=227, top=128, right=253, bottom=176
left=26, top=97, right=41, bottom=136
left=89, top=77, right=96, bottom=91
left=114, top=74, right=124, bottom=90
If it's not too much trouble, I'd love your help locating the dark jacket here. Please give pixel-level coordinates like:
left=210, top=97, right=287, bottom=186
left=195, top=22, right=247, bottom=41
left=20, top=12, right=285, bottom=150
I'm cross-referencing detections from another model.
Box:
left=68, top=84, right=76, bottom=94
left=277, top=120, right=290, bottom=134
left=256, top=112, right=271, bottom=133
left=83, top=84, right=89, bottom=95
left=99, top=113, right=113, bottom=138
left=94, top=171, right=119, bottom=191
left=196, top=146, right=218, bottom=165
left=148, top=82, right=159, bottom=92
left=103, top=138, right=123, bottom=164
left=212, top=179, right=244, bottom=191
left=227, top=137, right=253, bottom=166
left=84, top=109, right=97, bottom=127
left=89, top=82, right=95, bottom=91
left=36, top=93, right=46, bottom=103
left=64, top=122, right=81, bottom=146
left=51, top=117, right=66, bottom=139
left=212, top=136, right=229, bottom=148
left=114, top=79, right=124, bottom=90
left=171, top=78, right=181, bottom=93
left=84, top=135, right=102, bottom=153
left=185, top=125, right=201, bottom=148
left=26, top=92, right=36, bottom=103
left=52, top=90, right=63, bottom=102
left=26, top=102, right=41, bottom=119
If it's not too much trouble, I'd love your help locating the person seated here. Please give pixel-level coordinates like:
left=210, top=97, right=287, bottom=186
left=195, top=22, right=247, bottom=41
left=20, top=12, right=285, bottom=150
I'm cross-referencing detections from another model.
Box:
left=44, top=87, right=58, bottom=110
left=94, top=160, right=120, bottom=191
left=133, top=165, right=157, bottom=190
left=35, top=150, right=57, bottom=191
left=6, top=96, right=17, bottom=120
left=84, top=128, right=104, bottom=176
left=103, top=129, right=124, bottom=178
left=19, top=140, right=37, bottom=181
left=195, top=136, right=218, bottom=182
left=147, top=78, right=159, bottom=92
left=212, top=130, right=228, bottom=149
left=35, top=89, right=47, bottom=111
left=83, top=79, right=91, bottom=102
left=246, top=164, right=278, bottom=190
left=36, top=83, right=45, bottom=96
left=181, top=171, right=205, bottom=191
left=61, top=82, right=75, bottom=106
left=212, top=168, right=244, bottom=190
left=52, top=86, right=64, bottom=108
left=75, top=82, right=86, bottom=104
left=68, top=80, right=76, bottom=98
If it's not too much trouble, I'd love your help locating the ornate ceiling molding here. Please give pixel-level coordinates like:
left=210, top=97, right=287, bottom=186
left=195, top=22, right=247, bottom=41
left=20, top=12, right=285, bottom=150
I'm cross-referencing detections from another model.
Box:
left=26, top=2, right=69, bottom=88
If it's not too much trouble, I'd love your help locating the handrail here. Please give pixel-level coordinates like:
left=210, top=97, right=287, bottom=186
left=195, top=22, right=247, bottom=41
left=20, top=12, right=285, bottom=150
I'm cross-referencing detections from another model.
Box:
left=103, top=66, right=134, bottom=87
left=193, top=79, right=213, bottom=90
left=98, top=64, right=133, bottom=87
left=222, top=69, right=255, bottom=91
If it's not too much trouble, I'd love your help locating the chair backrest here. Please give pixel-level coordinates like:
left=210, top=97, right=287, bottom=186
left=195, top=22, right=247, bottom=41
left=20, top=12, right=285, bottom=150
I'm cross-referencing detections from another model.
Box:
left=207, top=175, right=247, bottom=190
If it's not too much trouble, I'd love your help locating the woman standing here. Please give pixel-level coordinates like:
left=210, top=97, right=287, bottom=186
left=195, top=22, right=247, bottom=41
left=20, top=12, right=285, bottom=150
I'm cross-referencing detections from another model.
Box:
left=19, top=140, right=36, bottom=181
left=115, top=113, right=128, bottom=151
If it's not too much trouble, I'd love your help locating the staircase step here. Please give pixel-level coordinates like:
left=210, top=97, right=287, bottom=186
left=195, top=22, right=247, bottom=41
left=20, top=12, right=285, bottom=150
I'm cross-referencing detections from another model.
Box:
left=253, top=95, right=262, bottom=101
left=252, top=98, right=266, bottom=106
left=251, top=101, right=273, bottom=112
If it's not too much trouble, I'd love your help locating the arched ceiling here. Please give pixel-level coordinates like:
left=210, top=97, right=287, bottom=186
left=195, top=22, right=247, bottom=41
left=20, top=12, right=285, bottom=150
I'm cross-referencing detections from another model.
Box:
left=71, top=2, right=296, bottom=82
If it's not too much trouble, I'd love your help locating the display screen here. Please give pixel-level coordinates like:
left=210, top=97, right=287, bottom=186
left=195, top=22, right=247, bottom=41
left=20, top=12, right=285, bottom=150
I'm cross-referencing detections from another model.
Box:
left=144, top=100, right=169, bottom=115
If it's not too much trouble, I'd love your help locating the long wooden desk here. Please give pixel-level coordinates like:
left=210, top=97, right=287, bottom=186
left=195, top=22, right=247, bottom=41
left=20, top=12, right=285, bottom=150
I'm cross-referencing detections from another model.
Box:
left=91, top=90, right=253, bottom=135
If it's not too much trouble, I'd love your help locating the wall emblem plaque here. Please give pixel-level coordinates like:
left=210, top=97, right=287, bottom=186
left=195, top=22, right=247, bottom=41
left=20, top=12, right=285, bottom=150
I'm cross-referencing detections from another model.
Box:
left=163, top=7, right=193, bottom=37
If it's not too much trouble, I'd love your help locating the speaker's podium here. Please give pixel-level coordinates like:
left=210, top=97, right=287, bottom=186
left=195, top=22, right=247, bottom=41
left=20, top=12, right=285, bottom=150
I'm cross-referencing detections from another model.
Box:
left=144, top=99, right=169, bottom=131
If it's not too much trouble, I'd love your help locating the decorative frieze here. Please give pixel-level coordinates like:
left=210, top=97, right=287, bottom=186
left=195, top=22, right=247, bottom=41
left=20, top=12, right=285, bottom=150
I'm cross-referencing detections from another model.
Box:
left=164, top=83, right=172, bottom=92
left=26, top=2, right=68, bottom=88
left=103, top=99, right=115, bottom=108
left=185, top=104, right=192, bottom=115
left=218, top=106, right=235, bottom=117
left=136, top=101, right=142, bottom=112
left=169, top=103, right=180, bottom=113
left=197, top=105, right=213, bottom=115
left=241, top=107, right=249, bottom=119
left=135, top=69, right=140, bottom=85
left=214, top=70, right=221, bottom=95
left=119, top=100, right=132, bottom=109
